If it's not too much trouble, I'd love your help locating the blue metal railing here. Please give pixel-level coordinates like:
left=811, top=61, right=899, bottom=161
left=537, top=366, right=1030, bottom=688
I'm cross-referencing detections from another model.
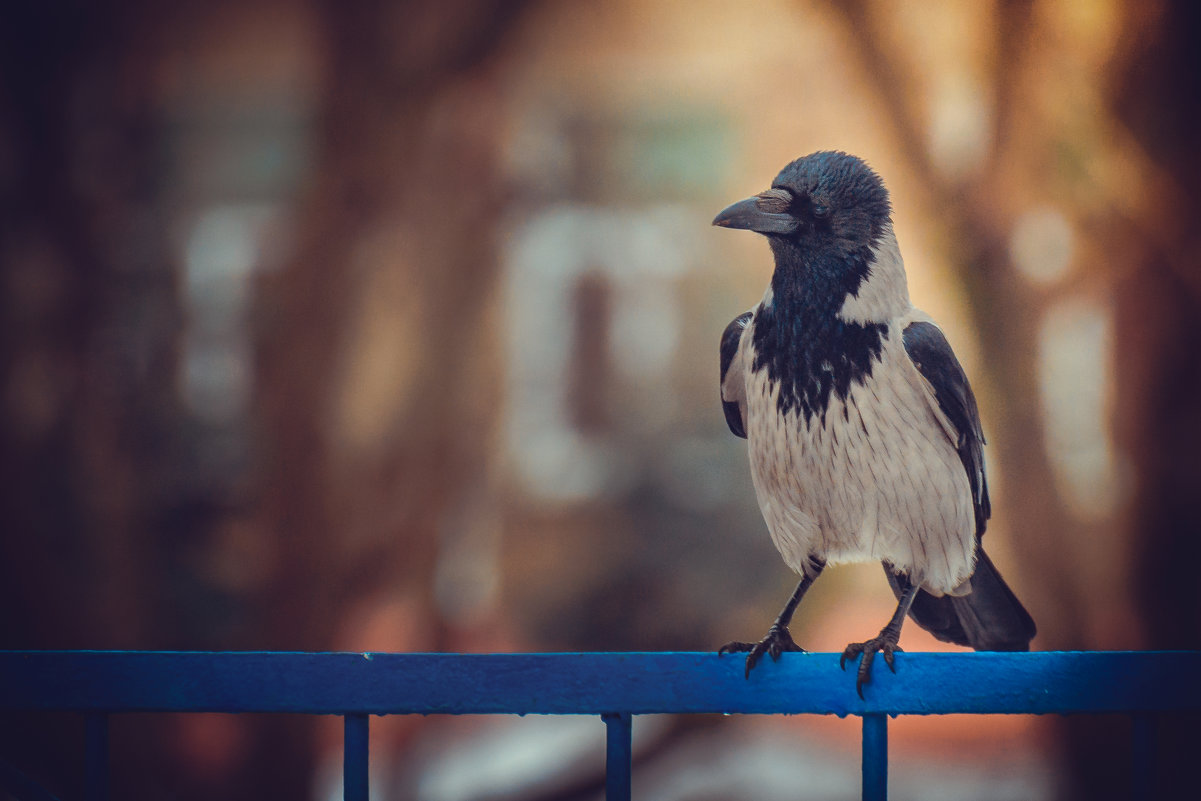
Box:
left=2, top=651, right=1199, bottom=801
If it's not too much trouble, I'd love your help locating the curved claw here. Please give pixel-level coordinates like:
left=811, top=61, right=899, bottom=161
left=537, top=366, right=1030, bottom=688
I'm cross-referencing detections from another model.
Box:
left=841, top=637, right=902, bottom=699
left=717, top=624, right=804, bottom=679
left=839, top=645, right=860, bottom=672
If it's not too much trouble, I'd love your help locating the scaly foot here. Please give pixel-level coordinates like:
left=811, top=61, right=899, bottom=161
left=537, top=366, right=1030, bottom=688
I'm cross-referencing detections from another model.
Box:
left=840, top=634, right=902, bottom=699
left=719, top=624, right=804, bottom=679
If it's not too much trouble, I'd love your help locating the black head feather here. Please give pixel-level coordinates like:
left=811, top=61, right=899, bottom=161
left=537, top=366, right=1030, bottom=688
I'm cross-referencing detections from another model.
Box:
left=743, top=152, right=894, bottom=424
left=766, top=150, right=892, bottom=277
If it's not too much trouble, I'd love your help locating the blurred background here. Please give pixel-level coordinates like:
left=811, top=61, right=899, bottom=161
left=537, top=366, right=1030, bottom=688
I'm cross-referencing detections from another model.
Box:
left=2, top=0, right=1199, bottom=799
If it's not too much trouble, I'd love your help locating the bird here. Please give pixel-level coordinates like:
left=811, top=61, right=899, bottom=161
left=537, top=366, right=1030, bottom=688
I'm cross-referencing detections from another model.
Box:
left=712, top=151, right=1036, bottom=697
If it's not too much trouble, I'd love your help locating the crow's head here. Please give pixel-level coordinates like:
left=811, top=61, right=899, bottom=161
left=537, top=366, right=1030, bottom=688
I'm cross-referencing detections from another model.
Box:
left=712, top=151, right=892, bottom=269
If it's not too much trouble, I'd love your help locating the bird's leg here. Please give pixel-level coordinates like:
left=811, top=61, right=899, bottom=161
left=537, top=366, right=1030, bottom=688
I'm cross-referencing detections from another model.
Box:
left=841, top=576, right=920, bottom=699
left=719, top=562, right=824, bottom=679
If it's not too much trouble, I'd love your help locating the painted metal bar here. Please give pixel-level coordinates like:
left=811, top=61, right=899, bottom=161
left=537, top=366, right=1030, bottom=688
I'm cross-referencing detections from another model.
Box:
left=2, top=651, right=1199, bottom=717
left=84, top=713, right=108, bottom=801
left=344, top=714, right=369, bottom=801
left=1130, top=713, right=1156, bottom=801
left=861, top=714, right=887, bottom=801
left=602, top=713, right=632, bottom=801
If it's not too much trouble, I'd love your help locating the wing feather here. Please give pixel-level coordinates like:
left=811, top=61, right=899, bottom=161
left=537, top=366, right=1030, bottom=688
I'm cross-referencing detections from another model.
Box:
left=720, top=311, right=753, bottom=439
left=902, top=320, right=991, bottom=536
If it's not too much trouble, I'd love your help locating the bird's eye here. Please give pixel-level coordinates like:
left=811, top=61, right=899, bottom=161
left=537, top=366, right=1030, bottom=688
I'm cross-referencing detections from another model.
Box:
left=812, top=204, right=830, bottom=219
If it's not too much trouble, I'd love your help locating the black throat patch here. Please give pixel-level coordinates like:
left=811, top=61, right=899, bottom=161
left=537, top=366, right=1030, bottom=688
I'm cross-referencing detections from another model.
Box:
left=750, top=244, right=888, bottom=425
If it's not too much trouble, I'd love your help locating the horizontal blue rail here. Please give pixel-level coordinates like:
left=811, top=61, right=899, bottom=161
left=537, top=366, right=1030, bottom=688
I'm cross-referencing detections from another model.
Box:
left=2, top=651, right=1199, bottom=801
left=2, top=650, right=1199, bottom=714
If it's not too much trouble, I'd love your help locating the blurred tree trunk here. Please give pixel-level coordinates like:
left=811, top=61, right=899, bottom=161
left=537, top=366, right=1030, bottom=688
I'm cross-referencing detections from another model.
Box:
left=1110, top=1, right=1201, bottom=797
left=0, top=0, right=172, bottom=650
left=0, top=1, right=189, bottom=797
left=245, top=0, right=522, bottom=795
left=0, top=0, right=522, bottom=797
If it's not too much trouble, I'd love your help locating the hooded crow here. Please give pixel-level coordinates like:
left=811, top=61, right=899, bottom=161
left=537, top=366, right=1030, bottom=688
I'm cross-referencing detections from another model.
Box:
left=713, top=151, right=1036, bottom=696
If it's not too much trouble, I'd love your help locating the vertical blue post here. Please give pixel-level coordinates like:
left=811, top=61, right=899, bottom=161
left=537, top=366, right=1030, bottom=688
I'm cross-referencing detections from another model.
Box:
left=602, top=713, right=632, bottom=801
left=344, top=714, right=369, bottom=801
left=84, top=713, right=108, bottom=801
left=862, top=714, right=887, bottom=801
left=1130, top=713, right=1156, bottom=801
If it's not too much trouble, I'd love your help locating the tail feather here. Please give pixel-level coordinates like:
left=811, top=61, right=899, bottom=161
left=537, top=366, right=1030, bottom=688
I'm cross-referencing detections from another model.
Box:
left=887, top=549, right=1036, bottom=651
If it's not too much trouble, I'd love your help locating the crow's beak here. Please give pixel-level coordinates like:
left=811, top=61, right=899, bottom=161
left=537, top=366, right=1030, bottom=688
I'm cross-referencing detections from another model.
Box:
left=712, top=189, right=797, bottom=235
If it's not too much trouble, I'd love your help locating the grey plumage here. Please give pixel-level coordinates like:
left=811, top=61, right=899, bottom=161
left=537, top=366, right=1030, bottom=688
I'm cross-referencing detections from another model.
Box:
left=713, top=151, right=1035, bottom=693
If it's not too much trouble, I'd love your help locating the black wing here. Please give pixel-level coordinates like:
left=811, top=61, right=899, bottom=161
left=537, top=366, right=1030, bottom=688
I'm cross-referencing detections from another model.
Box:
left=902, top=321, right=990, bottom=536
left=896, top=322, right=1034, bottom=650
left=720, top=311, right=753, bottom=439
